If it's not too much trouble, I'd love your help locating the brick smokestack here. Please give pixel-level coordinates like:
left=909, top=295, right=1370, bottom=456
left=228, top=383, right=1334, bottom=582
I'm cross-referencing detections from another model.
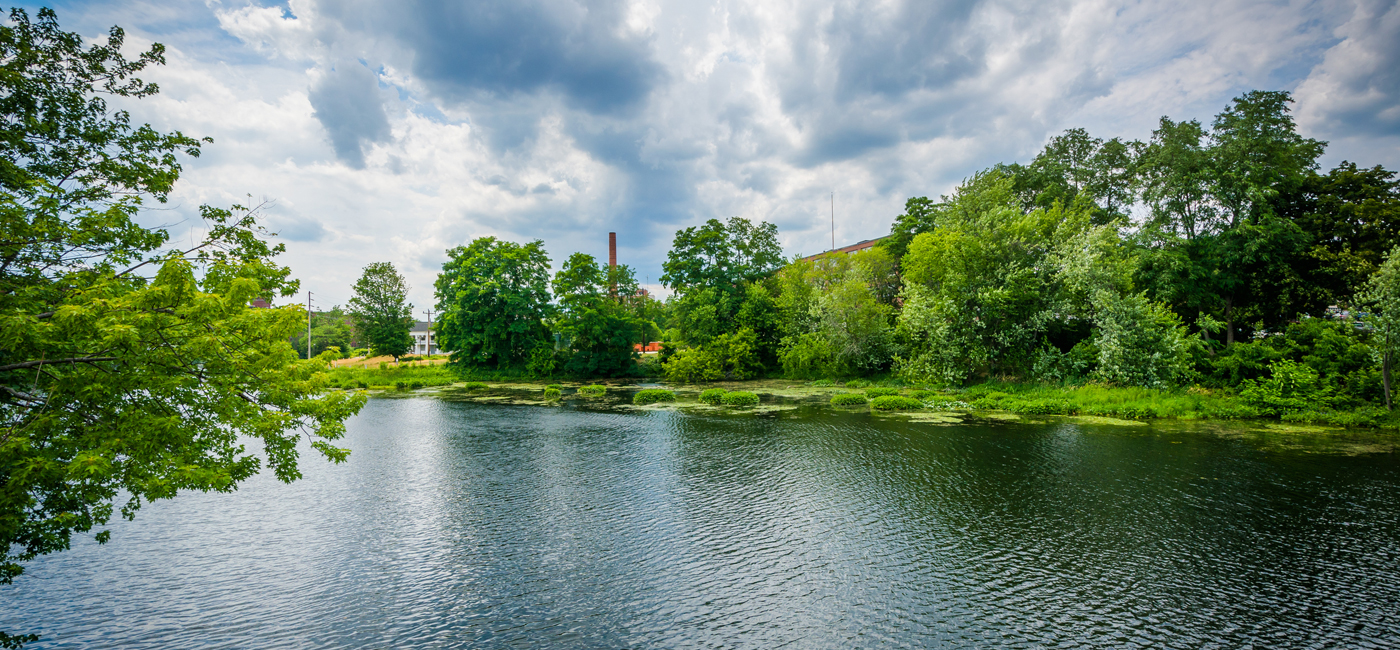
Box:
left=609, top=232, right=617, bottom=269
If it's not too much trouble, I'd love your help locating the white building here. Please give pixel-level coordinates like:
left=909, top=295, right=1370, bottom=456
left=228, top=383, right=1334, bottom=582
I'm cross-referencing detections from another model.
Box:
left=410, top=321, right=442, bottom=355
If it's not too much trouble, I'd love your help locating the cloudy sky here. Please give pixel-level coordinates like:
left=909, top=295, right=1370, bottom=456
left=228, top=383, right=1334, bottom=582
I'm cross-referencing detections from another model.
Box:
left=36, top=0, right=1400, bottom=310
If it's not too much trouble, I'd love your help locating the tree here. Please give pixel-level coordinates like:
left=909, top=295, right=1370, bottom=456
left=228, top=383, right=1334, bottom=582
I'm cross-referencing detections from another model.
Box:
left=291, top=306, right=356, bottom=359
left=1275, top=161, right=1400, bottom=308
left=661, top=216, right=782, bottom=346
left=435, top=237, right=552, bottom=369
left=0, top=10, right=364, bottom=644
left=1362, top=246, right=1400, bottom=409
left=551, top=253, right=644, bottom=377
left=347, top=262, right=413, bottom=357
left=1209, top=90, right=1325, bottom=227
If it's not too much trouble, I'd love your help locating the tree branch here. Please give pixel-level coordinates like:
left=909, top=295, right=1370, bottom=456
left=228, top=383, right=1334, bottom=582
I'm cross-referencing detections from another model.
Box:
left=0, top=356, right=118, bottom=372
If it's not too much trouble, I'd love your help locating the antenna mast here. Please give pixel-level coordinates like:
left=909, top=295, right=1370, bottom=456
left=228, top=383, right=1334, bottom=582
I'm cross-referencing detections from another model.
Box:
left=306, top=291, right=313, bottom=359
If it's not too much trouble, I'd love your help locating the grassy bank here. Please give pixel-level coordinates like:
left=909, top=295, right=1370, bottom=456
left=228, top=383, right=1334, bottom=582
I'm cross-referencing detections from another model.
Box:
left=323, top=364, right=1400, bottom=429
left=917, top=381, right=1399, bottom=428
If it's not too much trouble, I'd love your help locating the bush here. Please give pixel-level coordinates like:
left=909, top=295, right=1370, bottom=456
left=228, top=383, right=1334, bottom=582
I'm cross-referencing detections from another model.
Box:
left=1240, top=359, right=1336, bottom=415
left=633, top=388, right=676, bottom=405
left=1007, top=398, right=1072, bottom=415
left=721, top=391, right=759, bottom=407
left=845, top=379, right=872, bottom=388
left=464, top=381, right=488, bottom=391
left=870, top=395, right=923, bottom=411
left=356, top=380, right=368, bottom=389
left=394, top=381, right=407, bottom=390
left=408, top=381, right=424, bottom=390
left=810, top=379, right=835, bottom=387
left=699, top=388, right=728, bottom=405
left=579, top=385, right=607, bottom=397
left=400, top=355, right=420, bottom=362
left=908, top=389, right=934, bottom=401
left=865, top=387, right=900, bottom=398
left=830, top=394, right=868, bottom=407
left=546, top=384, right=562, bottom=390
left=543, top=388, right=562, bottom=401
left=663, top=347, right=723, bottom=382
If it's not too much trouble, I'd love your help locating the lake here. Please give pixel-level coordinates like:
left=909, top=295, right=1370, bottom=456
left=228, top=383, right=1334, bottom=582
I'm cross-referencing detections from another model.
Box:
left=4, top=396, right=1399, bottom=648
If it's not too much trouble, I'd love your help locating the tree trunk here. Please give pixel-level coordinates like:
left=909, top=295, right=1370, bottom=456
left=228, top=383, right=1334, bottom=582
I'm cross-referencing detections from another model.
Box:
left=1384, top=350, right=1393, bottom=411
left=1225, top=301, right=1234, bottom=346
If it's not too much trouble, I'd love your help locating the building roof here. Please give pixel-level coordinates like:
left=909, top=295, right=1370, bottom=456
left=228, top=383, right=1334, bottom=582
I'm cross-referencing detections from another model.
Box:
left=797, top=235, right=890, bottom=263
left=411, top=321, right=433, bottom=332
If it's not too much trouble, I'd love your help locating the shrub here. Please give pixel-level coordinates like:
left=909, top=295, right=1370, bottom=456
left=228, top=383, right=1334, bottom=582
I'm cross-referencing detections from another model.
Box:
left=845, top=379, right=872, bottom=388
left=699, top=388, right=728, bottom=405
left=464, top=381, right=488, bottom=391
left=810, top=379, right=835, bottom=387
left=1240, top=359, right=1336, bottom=415
left=1007, top=398, right=1072, bottom=415
left=871, top=395, right=923, bottom=411
left=579, top=385, right=607, bottom=397
left=394, top=381, right=407, bottom=390
left=400, top=355, right=420, bottom=362
left=379, top=362, right=388, bottom=370
left=830, top=394, right=868, bottom=407
left=408, top=381, right=424, bottom=390
left=543, top=388, right=562, bottom=401
left=865, top=387, right=900, bottom=398
left=721, top=391, right=759, bottom=407
left=633, top=388, right=676, bottom=405
left=546, top=384, right=562, bottom=390
left=663, top=347, right=723, bottom=382
left=908, top=390, right=933, bottom=401
left=356, top=380, right=368, bottom=389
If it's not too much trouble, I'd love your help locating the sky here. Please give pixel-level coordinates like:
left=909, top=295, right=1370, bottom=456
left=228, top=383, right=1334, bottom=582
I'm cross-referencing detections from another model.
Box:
left=32, top=0, right=1400, bottom=312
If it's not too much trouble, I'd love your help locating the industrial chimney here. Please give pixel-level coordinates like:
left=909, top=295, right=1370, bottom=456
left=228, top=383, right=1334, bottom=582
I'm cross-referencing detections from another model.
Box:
left=609, top=232, right=617, bottom=269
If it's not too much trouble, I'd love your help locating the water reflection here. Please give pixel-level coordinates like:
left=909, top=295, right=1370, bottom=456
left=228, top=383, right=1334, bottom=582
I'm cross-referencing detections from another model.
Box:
left=3, top=399, right=1397, bottom=648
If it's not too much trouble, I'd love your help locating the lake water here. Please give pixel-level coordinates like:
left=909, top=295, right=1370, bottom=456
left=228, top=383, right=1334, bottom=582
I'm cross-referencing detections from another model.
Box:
left=4, top=397, right=1399, bottom=648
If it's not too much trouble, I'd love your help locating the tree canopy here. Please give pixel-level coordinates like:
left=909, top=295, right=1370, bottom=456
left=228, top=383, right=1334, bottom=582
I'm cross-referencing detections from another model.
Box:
left=347, top=262, right=413, bottom=357
left=0, top=11, right=364, bottom=644
left=434, top=237, right=553, bottom=369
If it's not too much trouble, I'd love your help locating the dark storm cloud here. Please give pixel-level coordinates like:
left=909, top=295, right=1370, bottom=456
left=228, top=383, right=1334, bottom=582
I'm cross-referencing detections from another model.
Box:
left=307, top=61, right=392, bottom=168
left=320, top=0, right=663, bottom=116
left=824, top=0, right=986, bottom=100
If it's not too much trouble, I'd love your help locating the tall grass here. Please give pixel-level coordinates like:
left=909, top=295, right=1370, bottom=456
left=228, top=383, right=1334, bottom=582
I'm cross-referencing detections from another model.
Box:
left=326, top=365, right=460, bottom=389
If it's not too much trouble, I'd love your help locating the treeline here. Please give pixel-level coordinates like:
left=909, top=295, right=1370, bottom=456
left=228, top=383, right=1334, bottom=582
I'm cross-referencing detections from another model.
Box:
left=432, top=90, right=1400, bottom=412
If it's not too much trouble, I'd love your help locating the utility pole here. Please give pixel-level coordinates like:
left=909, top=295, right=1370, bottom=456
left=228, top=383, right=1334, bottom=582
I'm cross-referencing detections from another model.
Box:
left=421, top=309, right=435, bottom=355
left=830, top=191, right=835, bottom=251
left=306, top=291, right=314, bottom=359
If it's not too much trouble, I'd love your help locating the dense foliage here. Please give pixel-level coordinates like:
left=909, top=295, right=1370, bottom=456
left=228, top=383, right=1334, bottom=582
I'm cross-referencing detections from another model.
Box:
left=0, top=10, right=364, bottom=643
left=434, top=237, right=553, bottom=369
left=415, top=88, right=1399, bottom=423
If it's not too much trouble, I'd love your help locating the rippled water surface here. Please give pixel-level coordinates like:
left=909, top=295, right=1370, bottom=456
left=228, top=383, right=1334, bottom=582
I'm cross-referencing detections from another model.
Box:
left=5, top=398, right=1400, bottom=648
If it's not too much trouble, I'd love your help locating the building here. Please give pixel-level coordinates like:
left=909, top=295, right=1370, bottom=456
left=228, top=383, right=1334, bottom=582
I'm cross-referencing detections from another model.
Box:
left=796, top=235, right=890, bottom=263
left=410, top=321, right=442, bottom=356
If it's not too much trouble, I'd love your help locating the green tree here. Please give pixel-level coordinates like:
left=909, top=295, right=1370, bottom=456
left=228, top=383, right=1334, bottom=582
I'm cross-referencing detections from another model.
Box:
left=775, top=248, right=896, bottom=378
left=551, top=253, right=645, bottom=377
left=435, top=237, right=552, bottom=369
left=347, top=262, right=413, bottom=357
left=291, top=306, right=356, bottom=359
left=1209, top=90, right=1325, bottom=227
left=1362, top=246, right=1400, bottom=409
left=1275, top=161, right=1400, bottom=308
left=661, top=216, right=781, bottom=346
left=0, top=10, right=364, bottom=645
